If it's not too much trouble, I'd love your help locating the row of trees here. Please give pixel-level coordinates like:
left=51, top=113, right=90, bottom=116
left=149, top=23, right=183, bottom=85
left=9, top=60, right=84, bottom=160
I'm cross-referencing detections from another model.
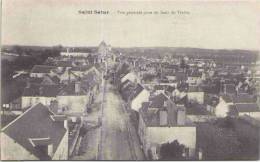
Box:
left=159, top=140, right=185, bottom=160
left=157, top=117, right=259, bottom=160
left=2, top=46, right=62, bottom=81
left=1, top=46, right=62, bottom=104
left=197, top=117, right=259, bottom=160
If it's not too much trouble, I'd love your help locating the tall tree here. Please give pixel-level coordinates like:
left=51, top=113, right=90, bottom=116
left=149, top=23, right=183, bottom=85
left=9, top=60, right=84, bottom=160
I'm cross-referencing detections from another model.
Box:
left=159, top=140, right=185, bottom=160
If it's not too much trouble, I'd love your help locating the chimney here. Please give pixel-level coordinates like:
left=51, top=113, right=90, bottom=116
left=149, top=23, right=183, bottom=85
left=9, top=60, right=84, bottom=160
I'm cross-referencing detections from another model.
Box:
left=257, top=96, right=260, bottom=107
left=75, top=81, right=81, bottom=93
left=68, top=69, right=71, bottom=83
left=26, top=78, right=31, bottom=88
left=64, top=119, right=68, bottom=130
left=159, top=110, right=168, bottom=126
left=198, top=148, right=203, bottom=160
left=39, top=87, right=44, bottom=96
left=48, top=144, right=54, bottom=157
left=177, top=108, right=186, bottom=125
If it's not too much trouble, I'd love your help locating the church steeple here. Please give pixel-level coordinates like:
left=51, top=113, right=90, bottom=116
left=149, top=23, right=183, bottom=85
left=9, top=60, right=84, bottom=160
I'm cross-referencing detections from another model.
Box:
left=99, top=40, right=107, bottom=47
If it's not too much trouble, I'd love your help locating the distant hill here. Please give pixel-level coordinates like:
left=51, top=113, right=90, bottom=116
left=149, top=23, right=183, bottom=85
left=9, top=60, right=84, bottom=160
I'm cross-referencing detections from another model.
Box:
left=113, top=47, right=259, bottom=64
left=2, top=45, right=258, bottom=64
left=1, top=45, right=99, bottom=57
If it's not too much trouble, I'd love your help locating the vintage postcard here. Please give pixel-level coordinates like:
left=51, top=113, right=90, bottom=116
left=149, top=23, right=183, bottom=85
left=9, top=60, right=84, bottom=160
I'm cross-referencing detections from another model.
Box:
left=1, top=0, right=260, bottom=160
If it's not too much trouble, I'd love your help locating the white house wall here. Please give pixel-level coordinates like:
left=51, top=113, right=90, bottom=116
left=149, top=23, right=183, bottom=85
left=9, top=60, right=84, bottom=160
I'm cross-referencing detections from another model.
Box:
left=30, top=73, right=45, bottom=78
left=57, top=95, right=89, bottom=114
left=215, top=97, right=231, bottom=117
left=52, top=130, right=69, bottom=160
left=21, top=96, right=56, bottom=109
left=60, top=52, right=89, bottom=57
left=187, top=92, right=204, bottom=104
left=239, top=112, right=260, bottom=118
left=121, top=72, right=139, bottom=83
left=187, top=115, right=216, bottom=123
left=131, top=90, right=150, bottom=112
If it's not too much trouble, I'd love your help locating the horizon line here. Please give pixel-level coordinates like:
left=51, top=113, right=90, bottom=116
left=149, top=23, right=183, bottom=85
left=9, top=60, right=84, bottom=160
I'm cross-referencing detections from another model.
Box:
left=2, top=44, right=259, bottom=52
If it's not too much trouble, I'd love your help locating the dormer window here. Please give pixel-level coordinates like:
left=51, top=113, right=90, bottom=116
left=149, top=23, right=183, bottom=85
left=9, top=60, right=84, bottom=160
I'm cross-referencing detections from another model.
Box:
left=29, top=137, right=51, bottom=148
left=28, top=137, right=54, bottom=158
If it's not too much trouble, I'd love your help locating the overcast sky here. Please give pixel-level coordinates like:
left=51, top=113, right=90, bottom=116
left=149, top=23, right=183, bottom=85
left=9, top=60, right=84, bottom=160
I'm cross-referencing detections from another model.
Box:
left=2, top=0, right=260, bottom=50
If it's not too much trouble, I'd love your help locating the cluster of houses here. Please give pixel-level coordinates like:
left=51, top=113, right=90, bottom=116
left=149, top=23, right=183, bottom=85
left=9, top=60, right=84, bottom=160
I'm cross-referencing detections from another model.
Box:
left=13, top=59, right=102, bottom=115
left=113, top=54, right=260, bottom=160
left=1, top=42, right=259, bottom=160
left=1, top=41, right=114, bottom=160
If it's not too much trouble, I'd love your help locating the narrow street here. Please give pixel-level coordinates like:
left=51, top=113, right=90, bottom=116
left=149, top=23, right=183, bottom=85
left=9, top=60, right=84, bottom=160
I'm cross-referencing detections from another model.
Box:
left=70, top=91, right=102, bottom=160
left=99, top=82, right=145, bottom=160
left=71, top=79, right=145, bottom=160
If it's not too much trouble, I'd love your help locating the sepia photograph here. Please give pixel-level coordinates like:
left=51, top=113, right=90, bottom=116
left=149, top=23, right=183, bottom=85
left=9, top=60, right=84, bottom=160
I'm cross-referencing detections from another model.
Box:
left=1, top=0, right=260, bottom=160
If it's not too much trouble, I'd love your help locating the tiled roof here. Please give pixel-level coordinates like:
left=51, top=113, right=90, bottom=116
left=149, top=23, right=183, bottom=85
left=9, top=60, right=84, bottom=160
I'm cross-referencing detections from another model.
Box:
left=139, top=103, right=160, bottom=126
left=28, top=75, right=60, bottom=85
left=71, top=65, right=93, bottom=72
left=188, top=71, right=202, bottom=77
left=139, top=101, right=187, bottom=127
left=201, top=83, right=218, bottom=94
left=154, top=85, right=166, bottom=91
left=175, top=95, right=188, bottom=105
left=142, top=74, right=157, bottom=82
left=161, top=64, right=179, bottom=69
left=58, top=82, right=88, bottom=96
left=2, top=103, right=67, bottom=160
left=120, top=82, right=136, bottom=101
left=206, top=96, right=219, bottom=106
left=31, top=65, right=55, bottom=73
left=232, top=94, right=256, bottom=103
left=49, top=75, right=60, bottom=84
left=130, top=84, right=145, bottom=100
left=22, top=85, right=61, bottom=97
left=235, top=103, right=260, bottom=112
left=186, top=103, right=211, bottom=115
left=149, top=93, right=168, bottom=108
left=166, top=85, right=175, bottom=93
left=224, top=84, right=236, bottom=94
left=121, top=79, right=131, bottom=87
left=177, top=82, right=189, bottom=92
left=29, top=77, right=44, bottom=84
left=116, top=63, right=130, bottom=77
left=51, top=67, right=66, bottom=75
left=175, top=72, right=187, bottom=81
left=55, top=60, right=73, bottom=67
left=228, top=105, right=238, bottom=116
left=93, top=63, right=102, bottom=73
left=120, top=79, right=132, bottom=91
left=81, top=71, right=100, bottom=89
left=221, top=95, right=233, bottom=103
left=188, top=86, right=203, bottom=92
